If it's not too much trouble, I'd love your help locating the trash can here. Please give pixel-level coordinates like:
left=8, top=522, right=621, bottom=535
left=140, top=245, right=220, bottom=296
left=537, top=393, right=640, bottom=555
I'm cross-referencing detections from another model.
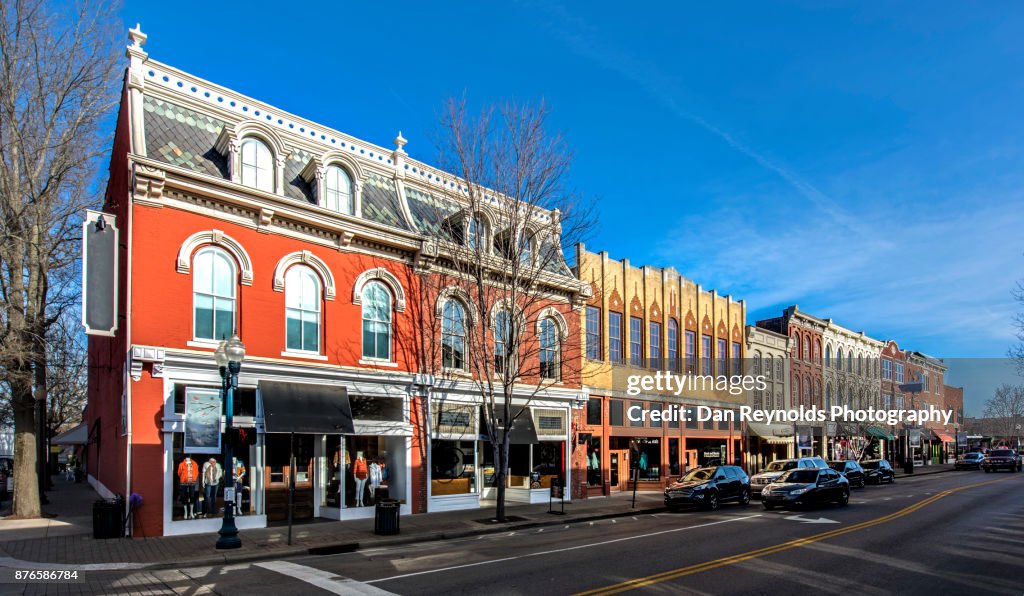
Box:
left=92, top=498, right=125, bottom=539
left=374, top=498, right=400, bottom=536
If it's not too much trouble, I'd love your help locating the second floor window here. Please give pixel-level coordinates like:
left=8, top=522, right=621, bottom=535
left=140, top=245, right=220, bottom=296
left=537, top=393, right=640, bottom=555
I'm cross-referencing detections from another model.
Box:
left=609, top=312, right=623, bottom=363
left=717, top=338, right=726, bottom=375
left=701, top=334, right=712, bottom=376
left=539, top=318, right=560, bottom=380
left=882, top=358, right=892, bottom=380
left=685, top=330, right=696, bottom=373
left=193, top=247, right=236, bottom=341
left=586, top=306, right=601, bottom=361
left=240, top=137, right=273, bottom=192
left=441, top=300, right=467, bottom=370
left=495, top=310, right=512, bottom=374
left=629, top=316, right=643, bottom=364
left=731, top=342, right=740, bottom=374
left=285, top=266, right=320, bottom=353
left=361, top=281, right=392, bottom=360
left=323, top=165, right=353, bottom=214
left=667, top=320, right=678, bottom=371
left=649, top=322, right=662, bottom=367
left=895, top=362, right=905, bottom=383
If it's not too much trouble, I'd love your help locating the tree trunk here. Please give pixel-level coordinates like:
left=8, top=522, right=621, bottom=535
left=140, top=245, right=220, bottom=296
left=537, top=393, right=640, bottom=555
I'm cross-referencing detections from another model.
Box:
left=12, top=387, right=41, bottom=518
left=494, top=437, right=510, bottom=522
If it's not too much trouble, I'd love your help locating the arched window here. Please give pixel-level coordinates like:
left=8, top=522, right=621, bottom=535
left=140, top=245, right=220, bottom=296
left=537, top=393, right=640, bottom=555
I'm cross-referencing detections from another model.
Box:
left=753, top=351, right=761, bottom=375
left=667, top=319, right=679, bottom=372
left=361, top=281, right=392, bottom=360
left=518, top=233, right=532, bottom=266
left=836, top=348, right=844, bottom=371
left=285, top=266, right=320, bottom=353
left=803, top=337, right=810, bottom=362
left=466, top=213, right=485, bottom=250
left=857, top=354, right=863, bottom=375
left=323, top=165, right=353, bottom=215
left=848, top=386, right=854, bottom=408
left=848, top=352, right=854, bottom=373
left=494, top=310, right=512, bottom=375
left=193, top=247, right=236, bottom=341
left=765, top=354, right=773, bottom=379
left=441, top=299, right=467, bottom=370
left=803, top=375, right=811, bottom=405
left=794, top=334, right=802, bottom=359
left=539, top=318, right=560, bottom=380
left=825, top=383, right=833, bottom=409
left=825, top=346, right=832, bottom=368
left=793, top=377, right=801, bottom=407
left=814, top=339, right=821, bottom=363
left=240, top=137, right=273, bottom=192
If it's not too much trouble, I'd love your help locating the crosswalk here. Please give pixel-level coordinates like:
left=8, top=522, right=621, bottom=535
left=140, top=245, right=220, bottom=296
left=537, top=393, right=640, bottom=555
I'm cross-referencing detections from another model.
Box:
left=255, top=560, right=397, bottom=595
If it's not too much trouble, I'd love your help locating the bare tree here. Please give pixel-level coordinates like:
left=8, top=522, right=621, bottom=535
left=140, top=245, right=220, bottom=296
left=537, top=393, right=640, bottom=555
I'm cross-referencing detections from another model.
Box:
left=982, top=384, right=1024, bottom=445
left=44, top=311, right=88, bottom=437
left=0, top=0, right=119, bottom=517
left=1012, top=279, right=1024, bottom=376
left=413, top=99, right=594, bottom=521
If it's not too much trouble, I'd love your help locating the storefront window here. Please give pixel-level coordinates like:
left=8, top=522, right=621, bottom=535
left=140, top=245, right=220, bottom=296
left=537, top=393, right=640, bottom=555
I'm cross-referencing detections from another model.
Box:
left=586, top=436, right=602, bottom=487
left=631, top=437, right=661, bottom=481
left=481, top=440, right=566, bottom=489
left=342, top=435, right=405, bottom=508
left=508, top=444, right=531, bottom=488
left=431, top=440, right=477, bottom=495
left=587, top=398, right=602, bottom=426
left=171, top=430, right=260, bottom=522
left=531, top=441, right=563, bottom=488
left=609, top=400, right=624, bottom=426
left=668, top=438, right=680, bottom=477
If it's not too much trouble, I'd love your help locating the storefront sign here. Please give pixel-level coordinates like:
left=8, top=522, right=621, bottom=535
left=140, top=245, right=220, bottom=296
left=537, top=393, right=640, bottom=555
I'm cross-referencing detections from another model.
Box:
left=184, top=388, right=222, bottom=454
left=433, top=403, right=477, bottom=440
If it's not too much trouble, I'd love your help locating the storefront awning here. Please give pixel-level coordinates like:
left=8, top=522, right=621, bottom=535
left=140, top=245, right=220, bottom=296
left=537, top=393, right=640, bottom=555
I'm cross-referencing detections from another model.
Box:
left=865, top=425, right=896, bottom=440
left=260, top=380, right=354, bottom=434
left=937, top=433, right=954, bottom=443
left=52, top=422, right=88, bottom=445
left=485, top=405, right=538, bottom=445
left=746, top=421, right=794, bottom=442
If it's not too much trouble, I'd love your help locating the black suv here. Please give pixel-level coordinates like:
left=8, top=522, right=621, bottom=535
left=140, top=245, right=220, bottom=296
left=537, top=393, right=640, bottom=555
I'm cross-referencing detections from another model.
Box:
left=664, top=465, right=750, bottom=511
left=861, top=459, right=895, bottom=484
left=828, top=460, right=866, bottom=488
left=762, top=467, right=850, bottom=509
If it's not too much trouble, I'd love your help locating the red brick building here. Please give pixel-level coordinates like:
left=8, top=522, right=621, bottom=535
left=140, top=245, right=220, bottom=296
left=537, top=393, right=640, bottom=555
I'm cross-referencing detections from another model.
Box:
left=85, top=27, right=587, bottom=536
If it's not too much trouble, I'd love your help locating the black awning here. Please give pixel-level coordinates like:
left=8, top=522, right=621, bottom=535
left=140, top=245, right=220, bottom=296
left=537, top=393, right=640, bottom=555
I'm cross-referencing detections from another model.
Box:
left=485, top=405, right=538, bottom=445
left=260, top=380, right=354, bottom=434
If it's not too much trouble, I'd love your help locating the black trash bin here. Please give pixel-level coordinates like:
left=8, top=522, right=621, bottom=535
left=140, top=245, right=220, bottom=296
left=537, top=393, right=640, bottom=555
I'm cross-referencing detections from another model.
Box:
left=374, top=498, right=400, bottom=535
left=92, top=498, right=125, bottom=539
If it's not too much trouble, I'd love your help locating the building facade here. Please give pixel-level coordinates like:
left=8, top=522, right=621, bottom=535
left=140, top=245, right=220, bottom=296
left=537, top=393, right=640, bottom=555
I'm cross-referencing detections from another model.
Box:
left=821, top=319, right=884, bottom=460
left=85, top=27, right=588, bottom=537
left=745, top=325, right=793, bottom=471
left=573, top=247, right=747, bottom=495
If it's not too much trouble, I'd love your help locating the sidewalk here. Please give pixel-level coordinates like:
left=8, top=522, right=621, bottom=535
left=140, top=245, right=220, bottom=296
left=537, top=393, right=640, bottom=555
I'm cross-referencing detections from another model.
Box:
left=0, top=478, right=666, bottom=570
left=894, top=463, right=956, bottom=477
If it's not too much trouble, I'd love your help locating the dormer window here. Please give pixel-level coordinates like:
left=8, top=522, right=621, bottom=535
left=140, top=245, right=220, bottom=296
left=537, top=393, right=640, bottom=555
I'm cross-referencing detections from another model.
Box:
left=518, top=233, right=533, bottom=265
left=466, top=213, right=485, bottom=249
left=240, top=137, right=273, bottom=192
left=324, top=165, right=353, bottom=215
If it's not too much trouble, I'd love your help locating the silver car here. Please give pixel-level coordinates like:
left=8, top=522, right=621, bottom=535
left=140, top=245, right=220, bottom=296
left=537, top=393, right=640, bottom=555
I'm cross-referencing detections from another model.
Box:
left=750, top=457, right=829, bottom=498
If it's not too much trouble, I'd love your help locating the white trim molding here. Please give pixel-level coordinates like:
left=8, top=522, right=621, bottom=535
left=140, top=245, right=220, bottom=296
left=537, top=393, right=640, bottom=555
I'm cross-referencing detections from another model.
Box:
left=176, top=229, right=254, bottom=285
left=352, top=267, right=406, bottom=312
left=272, top=250, right=336, bottom=300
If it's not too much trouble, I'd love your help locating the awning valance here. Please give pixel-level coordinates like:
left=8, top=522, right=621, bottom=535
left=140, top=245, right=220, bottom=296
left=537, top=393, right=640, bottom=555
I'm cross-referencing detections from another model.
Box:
left=865, top=425, right=896, bottom=440
left=747, top=421, right=794, bottom=439
left=484, top=405, right=538, bottom=445
left=260, top=380, right=354, bottom=434
left=937, top=433, right=954, bottom=443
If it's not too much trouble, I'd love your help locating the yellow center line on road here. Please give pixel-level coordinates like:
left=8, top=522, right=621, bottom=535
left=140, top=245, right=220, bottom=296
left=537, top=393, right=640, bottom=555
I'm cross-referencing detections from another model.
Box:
left=575, top=476, right=1017, bottom=596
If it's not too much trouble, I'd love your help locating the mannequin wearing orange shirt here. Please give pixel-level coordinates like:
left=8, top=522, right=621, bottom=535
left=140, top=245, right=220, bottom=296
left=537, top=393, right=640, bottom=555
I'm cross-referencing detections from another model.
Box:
left=353, top=451, right=368, bottom=506
left=177, top=456, right=199, bottom=519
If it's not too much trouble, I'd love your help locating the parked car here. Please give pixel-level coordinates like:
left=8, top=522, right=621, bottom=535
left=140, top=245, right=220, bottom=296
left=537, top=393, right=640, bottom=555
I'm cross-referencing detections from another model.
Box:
left=828, top=460, right=866, bottom=488
left=861, top=459, right=895, bottom=484
left=954, top=452, right=985, bottom=470
left=750, top=457, right=829, bottom=498
left=664, top=465, right=750, bottom=511
left=982, top=449, right=1022, bottom=473
left=761, top=467, right=850, bottom=509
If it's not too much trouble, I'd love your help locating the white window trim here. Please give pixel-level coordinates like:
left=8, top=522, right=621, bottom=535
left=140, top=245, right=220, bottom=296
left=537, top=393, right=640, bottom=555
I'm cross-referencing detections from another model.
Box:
left=190, top=246, right=238, bottom=343
left=283, top=265, right=322, bottom=355
left=176, top=229, right=254, bottom=285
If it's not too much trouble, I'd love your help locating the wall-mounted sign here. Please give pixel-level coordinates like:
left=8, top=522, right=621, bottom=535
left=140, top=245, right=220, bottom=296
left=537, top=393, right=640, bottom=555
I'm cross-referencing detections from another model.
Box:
left=184, top=388, right=222, bottom=454
left=82, top=210, right=118, bottom=336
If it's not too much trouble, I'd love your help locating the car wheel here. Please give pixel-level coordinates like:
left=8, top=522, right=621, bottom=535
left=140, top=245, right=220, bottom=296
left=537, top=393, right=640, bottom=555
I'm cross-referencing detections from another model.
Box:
left=706, top=492, right=719, bottom=511
left=838, top=490, right=849, bottom=506
left=740, top=489, right=750, bottom=506
left=763, top=502, right=774, bottom=510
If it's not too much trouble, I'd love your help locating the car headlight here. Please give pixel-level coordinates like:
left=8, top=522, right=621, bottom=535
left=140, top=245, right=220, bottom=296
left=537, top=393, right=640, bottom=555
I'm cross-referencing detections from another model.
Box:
left=790, top=487, right=809, bottom=495
left=691, top=484, right=705, bottom=491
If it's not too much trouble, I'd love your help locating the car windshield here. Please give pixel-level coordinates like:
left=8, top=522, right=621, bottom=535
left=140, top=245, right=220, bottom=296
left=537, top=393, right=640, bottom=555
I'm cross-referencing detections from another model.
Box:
left=965, top=453, right=982, bottom=459
left=681, top=468, right=715, bottom=482
left=990, top=450, right=1014, bottom=457
left=861, top=461, right=879, bottom=469
left=765, top=461, right=797, bottom=472
left=828, top=462, right=846, bottom=471
left=780, top=470, right=818, bottom=483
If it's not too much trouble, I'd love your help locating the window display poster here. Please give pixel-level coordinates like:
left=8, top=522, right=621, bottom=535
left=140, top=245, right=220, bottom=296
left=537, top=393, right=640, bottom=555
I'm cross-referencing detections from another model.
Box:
left=185, top=388, right=222, bottom=454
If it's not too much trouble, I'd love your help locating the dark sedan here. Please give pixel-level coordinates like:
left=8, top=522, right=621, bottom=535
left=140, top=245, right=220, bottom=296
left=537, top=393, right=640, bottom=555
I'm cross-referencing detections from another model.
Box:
left=828, top=460, right=866, bottom=488
left=861, top=459, right=895, bottom=484
left=761, top=468, right=849, bottom=509
left=982, top=449, right=1022, bottom=473
left=664, top=465, right=750, bottom=511
left=955, top=452, right=985, bottom=470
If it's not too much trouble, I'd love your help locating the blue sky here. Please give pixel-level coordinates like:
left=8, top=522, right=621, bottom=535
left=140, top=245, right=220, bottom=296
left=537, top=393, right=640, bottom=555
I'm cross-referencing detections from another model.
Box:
left=120, top=1, right=1024, bottom=412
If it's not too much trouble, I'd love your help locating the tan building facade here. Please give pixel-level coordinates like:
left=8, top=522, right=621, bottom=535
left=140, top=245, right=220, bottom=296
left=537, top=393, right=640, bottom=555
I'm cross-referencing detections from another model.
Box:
left=745, top=325, right=794, bottom=472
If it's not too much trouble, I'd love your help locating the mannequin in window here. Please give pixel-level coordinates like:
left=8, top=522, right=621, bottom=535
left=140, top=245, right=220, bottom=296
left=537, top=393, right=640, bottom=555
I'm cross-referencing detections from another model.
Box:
left=177, top=455, right=199, bottom=519
left=369, top=457, right=383, bottom=502
left=353, top=451, right=368, bottom=506
left=233, top=459, right=246, bottom=515
left=201, top=457, right=222, bottom=517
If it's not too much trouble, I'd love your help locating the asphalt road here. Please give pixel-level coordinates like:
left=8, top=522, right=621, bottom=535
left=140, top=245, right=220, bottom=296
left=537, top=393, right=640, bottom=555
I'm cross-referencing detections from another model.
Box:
left=9, top=470, right=1024, bottom=595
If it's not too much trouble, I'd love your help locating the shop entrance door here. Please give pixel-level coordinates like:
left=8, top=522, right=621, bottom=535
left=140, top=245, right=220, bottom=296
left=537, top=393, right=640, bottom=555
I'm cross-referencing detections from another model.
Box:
left=265, top=433, right=314, bottom=522
left=609, top=450, right=629, bottom=491
left=685, top=449, right=698, bottom=472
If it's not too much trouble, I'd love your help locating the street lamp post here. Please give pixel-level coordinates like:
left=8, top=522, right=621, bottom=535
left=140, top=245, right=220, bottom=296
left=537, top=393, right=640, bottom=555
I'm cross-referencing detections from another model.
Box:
left=215, top=334, right=245, bottom=550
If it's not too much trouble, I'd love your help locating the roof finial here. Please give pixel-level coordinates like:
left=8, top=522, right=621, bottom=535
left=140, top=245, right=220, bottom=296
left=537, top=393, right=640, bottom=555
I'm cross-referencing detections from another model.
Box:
left=128, top=23, right=147, bottom=49
left=394, top=131, right=407, bottom=153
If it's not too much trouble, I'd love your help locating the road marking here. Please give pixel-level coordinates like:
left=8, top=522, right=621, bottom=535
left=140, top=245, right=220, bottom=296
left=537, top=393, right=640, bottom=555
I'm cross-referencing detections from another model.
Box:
left=784, top=515, right=839, bottom=524
left=575, top=476, right=1016, bottom=595
left=256, top=560, right=396, bottom=595
left=365, top=515, right=760, bottom=585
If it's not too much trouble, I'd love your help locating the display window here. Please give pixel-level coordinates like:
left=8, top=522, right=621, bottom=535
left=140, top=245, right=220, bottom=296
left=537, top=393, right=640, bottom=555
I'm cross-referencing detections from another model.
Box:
left=480, top=440, right=565, bottom=489
left=430, top=440, right=477, bottom=495
left=322, top=435, right=405, bottom=508
left=171, top=431, right=258, bottom=521
left=631, top=437, right=661, bottom=481
left=586, top=436, right=602, bottom=487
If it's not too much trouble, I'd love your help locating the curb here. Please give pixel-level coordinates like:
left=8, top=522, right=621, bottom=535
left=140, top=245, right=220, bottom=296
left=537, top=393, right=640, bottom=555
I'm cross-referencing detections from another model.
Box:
left=126, top=504, right=669, bottom=571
